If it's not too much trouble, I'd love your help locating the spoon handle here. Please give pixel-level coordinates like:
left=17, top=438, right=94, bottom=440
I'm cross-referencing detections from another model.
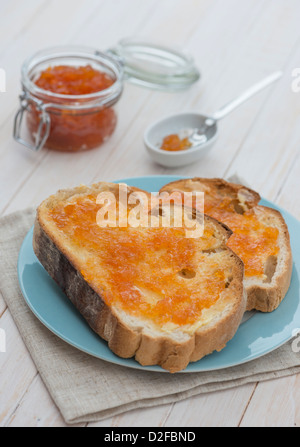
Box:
left=212, top=71, right=283, bottom=121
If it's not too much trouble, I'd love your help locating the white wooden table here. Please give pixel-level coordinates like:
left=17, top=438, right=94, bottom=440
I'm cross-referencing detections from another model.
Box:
left=1, top=0, right=300, bottom=427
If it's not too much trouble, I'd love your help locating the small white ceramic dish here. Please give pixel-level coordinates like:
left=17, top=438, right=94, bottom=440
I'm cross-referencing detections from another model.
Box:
left=144, top=112, right=218, bottom=168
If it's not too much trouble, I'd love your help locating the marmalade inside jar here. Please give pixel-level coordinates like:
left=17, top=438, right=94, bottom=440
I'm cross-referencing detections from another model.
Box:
left=27, top=65, right=117, bottom=152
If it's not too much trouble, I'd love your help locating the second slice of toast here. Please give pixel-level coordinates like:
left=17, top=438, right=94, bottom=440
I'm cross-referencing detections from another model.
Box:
left=160, top=177, right=293, bottom=313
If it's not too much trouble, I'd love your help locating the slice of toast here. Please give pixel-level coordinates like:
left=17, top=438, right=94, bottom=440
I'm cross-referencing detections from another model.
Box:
left=160, top=178, right=293, bottom=313
left=33, top=181, right=246, bottom=373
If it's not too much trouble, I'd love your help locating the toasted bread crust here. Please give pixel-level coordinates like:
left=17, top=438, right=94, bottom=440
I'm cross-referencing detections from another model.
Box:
left=160, top=177, right=261, bottom=209
left=244, top=205, right=293, bottom=312
left=160, top=178, right=293, bottom=313
left=33, top=182, right=246, bottom=373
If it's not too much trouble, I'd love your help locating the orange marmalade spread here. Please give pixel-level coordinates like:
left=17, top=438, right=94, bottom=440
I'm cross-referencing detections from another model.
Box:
left=35, top=65, right=114, bottom=95
left=183, top=192, right=279, bottom=279
left=28, top=65, right=116, bottom=152
left=160, top=134, right=192, bottom=152
left=49, top=194, right=229, bottom=328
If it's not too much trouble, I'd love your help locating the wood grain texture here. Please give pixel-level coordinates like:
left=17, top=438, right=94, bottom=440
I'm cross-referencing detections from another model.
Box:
left=0, top=0, right=300, bottom=427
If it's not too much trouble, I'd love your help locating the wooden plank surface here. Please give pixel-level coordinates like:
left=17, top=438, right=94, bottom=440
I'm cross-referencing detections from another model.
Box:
left=0, top=0, right=300, bottom=427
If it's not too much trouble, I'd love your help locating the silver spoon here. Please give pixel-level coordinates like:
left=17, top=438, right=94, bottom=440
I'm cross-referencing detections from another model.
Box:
left=144, top=71, right=283, bottom=168
left=184, top=71, right=283, bottom=147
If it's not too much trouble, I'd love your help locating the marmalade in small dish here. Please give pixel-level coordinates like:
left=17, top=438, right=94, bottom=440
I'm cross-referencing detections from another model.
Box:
left=160, top=134, right=192, bottom=152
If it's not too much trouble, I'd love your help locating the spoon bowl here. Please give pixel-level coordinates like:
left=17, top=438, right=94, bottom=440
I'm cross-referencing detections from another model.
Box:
left=144, top=112, right=218, bottom=168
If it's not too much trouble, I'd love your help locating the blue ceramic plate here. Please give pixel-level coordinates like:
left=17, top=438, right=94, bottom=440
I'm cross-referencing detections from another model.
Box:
left=17, top=176, right=300, bottom=373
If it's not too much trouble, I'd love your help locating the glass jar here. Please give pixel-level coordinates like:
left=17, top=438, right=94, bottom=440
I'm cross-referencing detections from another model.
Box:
left=14, top=46, right=124, bottom=152
left=14, top=41, right=200, bottom=152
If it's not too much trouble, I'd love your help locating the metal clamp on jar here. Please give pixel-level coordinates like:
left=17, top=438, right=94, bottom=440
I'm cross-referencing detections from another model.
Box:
left=14, top=40, right=200, bottom=152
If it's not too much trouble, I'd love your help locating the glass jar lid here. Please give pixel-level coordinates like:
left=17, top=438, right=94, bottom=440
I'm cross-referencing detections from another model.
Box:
left=108, top=38, right=200, bottom=91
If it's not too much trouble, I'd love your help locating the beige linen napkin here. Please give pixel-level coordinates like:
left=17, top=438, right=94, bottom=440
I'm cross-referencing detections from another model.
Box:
left=0, top=207, right=300, bottom=425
